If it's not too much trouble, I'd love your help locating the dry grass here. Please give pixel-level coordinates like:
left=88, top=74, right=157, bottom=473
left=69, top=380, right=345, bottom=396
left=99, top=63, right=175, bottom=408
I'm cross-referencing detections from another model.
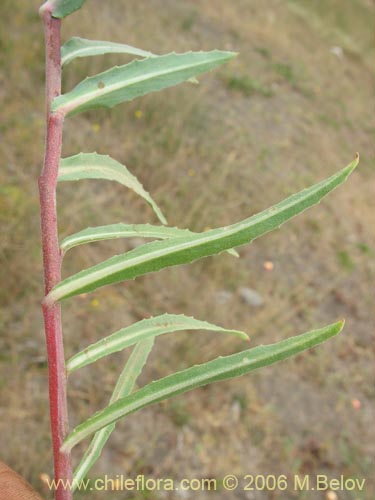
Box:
left=0, top=0, right=374, bottom=499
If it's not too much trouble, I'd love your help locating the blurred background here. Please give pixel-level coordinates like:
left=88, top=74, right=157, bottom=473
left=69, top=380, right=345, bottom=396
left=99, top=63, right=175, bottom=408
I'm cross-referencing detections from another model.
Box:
left=0, top=0, right=374, bottom=498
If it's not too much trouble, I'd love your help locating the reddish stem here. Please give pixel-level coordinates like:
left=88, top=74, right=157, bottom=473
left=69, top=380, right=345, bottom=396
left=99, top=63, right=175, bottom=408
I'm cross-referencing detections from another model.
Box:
left=39, top=6, right=72, bottom=500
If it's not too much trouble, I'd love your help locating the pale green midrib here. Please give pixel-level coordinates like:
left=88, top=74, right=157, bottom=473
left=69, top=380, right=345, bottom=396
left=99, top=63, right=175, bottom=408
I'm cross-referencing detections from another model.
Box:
left=72, top=339, right=154, bottom=487
left=54, top=53, right=229, bottom=113
left=62, top=42, right=153, bottom=66
left=59, top=158, right=166, bottom=224
left=49, top=174, right=337, bottom=301
left=58, top=162, right=156, bottom=210
left=62, top=327, right=332, bottom=451
left=60, top=225, right=237, bottom=257
left=110, top=341, right=152, bottom=401
left=59, top=164, right=140, bottom=190
left=68, top=324, right=184, bottom=371
left=61, top=228, right=176, bottom=251
left=62, top=44, right=114, bottom=66
left=67, top=321, right=242, bottom=372
left=60, top=223, right=198, bottom=252
left=62, top=230, right=131, bottom=250
left=72, top=425, right=114, bottom=486
left=61, top=230, right=146, bottom=251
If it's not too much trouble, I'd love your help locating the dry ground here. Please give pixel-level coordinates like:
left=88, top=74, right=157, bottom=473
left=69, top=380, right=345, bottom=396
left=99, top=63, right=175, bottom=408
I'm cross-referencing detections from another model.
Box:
left=0, top=0, right=374, bottom=499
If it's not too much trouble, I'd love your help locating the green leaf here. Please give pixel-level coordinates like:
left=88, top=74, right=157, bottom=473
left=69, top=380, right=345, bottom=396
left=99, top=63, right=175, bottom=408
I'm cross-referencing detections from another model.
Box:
left=62, top=320, right=344, bottom=451
left=73, top=339, right=154, bottom=488
left=60, top=38, right=198, bottom=85
left=49, top=0, right=86, bottom=18
left=60, top=223, right=239, bottom=257
left=46, top=157, right=358, bottom=304
left=52, top=51, right=236, bottom=116
left=58, top=153, right=167, bottom=225
left=61, top=37, right=154, bottom=66
left=66, top=314, right=248, bottom=374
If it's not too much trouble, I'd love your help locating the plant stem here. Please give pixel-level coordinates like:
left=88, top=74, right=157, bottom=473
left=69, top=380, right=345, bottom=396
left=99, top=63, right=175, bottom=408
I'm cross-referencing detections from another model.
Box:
left=39, top=5, right=72, bottom=499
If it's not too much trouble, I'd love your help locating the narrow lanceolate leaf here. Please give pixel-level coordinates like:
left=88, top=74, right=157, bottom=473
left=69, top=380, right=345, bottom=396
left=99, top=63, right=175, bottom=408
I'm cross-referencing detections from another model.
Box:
left=62, top=321, right=344, bottom=451
left=60, top=223, right=238, bottom=257
left=60, top=38, right=198, bottom=85
left=46, top=157, right=358, bottom=304
left=52, top=51, right=236, bottom=116
left=73, top=339, right=154, bottom=488
left=66, top=314, right=248, bottom=374
left=61, top=37, right=154, bottom=66
left=49, top=0, right=86, bottom=18
left=58, top=153, right=167, bottom=225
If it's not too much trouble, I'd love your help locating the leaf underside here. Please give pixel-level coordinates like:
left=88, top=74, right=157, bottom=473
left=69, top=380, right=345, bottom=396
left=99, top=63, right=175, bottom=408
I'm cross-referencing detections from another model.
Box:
left=62, top=320, right=344, bottom=451
left=66, top=313, right=248, bottom=373
left=60, top=38, right=198, bottom=84
left=58, top=153, right=167, bottom=225
left=52, top=50, right=236, bottom=116
left=46, top=157, right=358, bottom=304
left=73, top=339, right=154, bottom=488
left=60, top=222, right=238, bottom=257
left=61, top=37, right=154, bottom=66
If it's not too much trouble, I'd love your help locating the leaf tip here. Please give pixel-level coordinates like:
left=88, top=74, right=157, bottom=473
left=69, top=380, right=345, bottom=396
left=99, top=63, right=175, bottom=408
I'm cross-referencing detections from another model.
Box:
left=352, top=152, right=360, bottom=169
left=337, top=318, right=345, bottom=331
left=153, top=206, right=167, bottom=225
left=353, top=151, right=359, bottom=169
left=352, top=152, right=360, bottom=170
left=233, top=330, right=249, bottom=341
left=330, top=319, right=345, bottom=337
left=222, top=50, right=239, bottom=61
left=340, top=154, right=359, bottom=181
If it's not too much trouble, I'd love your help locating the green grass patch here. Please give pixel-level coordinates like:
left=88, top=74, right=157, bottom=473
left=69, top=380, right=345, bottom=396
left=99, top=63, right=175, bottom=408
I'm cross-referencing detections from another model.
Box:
left=318, top=113, right=341, bottom=131
left=356, top=242, right=374, bottom=257
left=224, top=75, right=273, bottom=97
left=337, top=250, right=355, bottom=271
left=272, top=62, right=296, bottom=84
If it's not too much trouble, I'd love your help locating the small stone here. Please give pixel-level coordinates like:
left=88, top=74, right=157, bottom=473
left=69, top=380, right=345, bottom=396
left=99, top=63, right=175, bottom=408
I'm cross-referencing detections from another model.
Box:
left=330, top=46, right=344, bottom=59
left=231, top=400, right=242, bottom=422
left=239, top=287, right=264, bottom=307
left=215, top=290, right=233, bottom=304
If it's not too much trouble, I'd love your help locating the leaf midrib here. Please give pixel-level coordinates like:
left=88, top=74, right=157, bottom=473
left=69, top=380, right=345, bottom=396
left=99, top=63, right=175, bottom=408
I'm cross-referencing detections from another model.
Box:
left=68, top=315, right=243, bottom=372
left=62, top=40, right=153, bottom=65
left=59, top=163, right=143, bottom=192
left=68, top=323, right=195, bottom=371
left=61, top=225, right=195, bottom=252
